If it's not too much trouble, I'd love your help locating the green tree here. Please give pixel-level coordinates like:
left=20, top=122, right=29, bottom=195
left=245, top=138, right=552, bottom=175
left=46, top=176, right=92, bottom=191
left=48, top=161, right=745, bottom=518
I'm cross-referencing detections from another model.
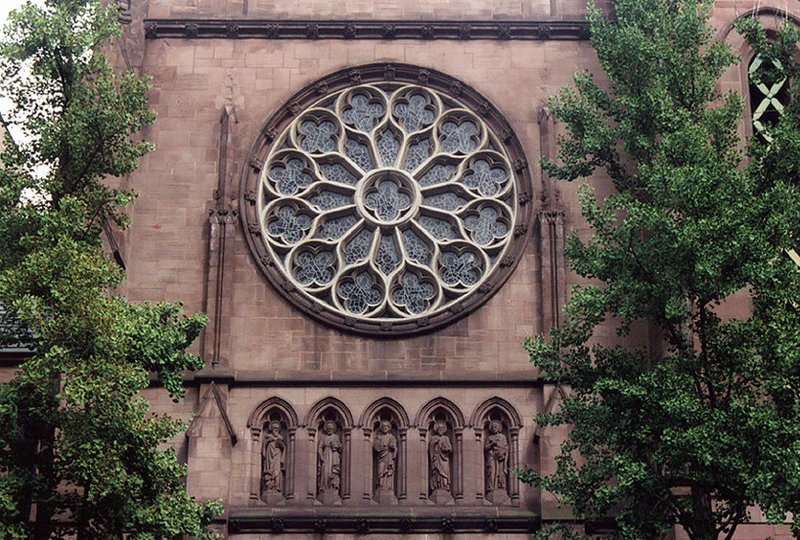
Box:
left=0, top=1, right=221, bottom=538
left=522, top=1, right=800, bottom=539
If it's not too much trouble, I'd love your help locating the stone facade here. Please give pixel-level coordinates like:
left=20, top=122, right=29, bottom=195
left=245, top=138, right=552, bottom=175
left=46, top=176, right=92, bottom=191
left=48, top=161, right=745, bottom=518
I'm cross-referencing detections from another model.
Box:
left=2, top=0, right=796, bottom=537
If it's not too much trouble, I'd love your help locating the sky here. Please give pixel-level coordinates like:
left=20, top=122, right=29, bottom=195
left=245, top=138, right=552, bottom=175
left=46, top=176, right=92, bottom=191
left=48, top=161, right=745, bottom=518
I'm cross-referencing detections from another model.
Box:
left=0, top=0, right=42, bottom=141
left=0, top=1, right=26, bottom=30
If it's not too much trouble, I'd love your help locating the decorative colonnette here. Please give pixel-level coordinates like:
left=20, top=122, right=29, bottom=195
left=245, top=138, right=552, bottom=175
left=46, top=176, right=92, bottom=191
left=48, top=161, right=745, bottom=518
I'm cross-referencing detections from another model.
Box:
left=240, top=63, right=535, bottom=336
left=244, top=396, right=524, bottom=511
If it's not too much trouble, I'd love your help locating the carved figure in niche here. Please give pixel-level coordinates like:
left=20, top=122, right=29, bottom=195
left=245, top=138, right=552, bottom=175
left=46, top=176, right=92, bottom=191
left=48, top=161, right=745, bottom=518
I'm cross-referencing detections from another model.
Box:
left=428, top=420, right=453, bottom=505
left=262, top=420, right=285, bottom=499
left=484, top=419, right=510, bottom=504
left=317, top=419, right=342, bottom=504
left=373, top=418, right=398, bottom=504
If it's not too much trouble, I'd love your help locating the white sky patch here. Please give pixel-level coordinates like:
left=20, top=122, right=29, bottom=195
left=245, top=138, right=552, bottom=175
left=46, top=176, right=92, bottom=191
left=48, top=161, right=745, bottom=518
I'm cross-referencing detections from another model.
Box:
left=0, top=0, right=42, bottom=144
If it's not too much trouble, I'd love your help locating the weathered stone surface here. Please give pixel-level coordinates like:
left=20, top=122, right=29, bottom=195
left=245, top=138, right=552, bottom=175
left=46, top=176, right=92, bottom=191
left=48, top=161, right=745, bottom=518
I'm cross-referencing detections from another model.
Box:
left=31, top=0, right=792, bottom=538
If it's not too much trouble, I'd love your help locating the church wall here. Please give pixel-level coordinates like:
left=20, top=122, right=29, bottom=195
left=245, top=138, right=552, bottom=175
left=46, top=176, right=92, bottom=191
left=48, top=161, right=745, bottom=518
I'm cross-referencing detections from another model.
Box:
left=1, top=0, right=793, bottom=537
left=126, top=36, right=612, bottom=374
left=146, top=0, right=590, bottom=21
left=117, top=0, right=668, bottom=535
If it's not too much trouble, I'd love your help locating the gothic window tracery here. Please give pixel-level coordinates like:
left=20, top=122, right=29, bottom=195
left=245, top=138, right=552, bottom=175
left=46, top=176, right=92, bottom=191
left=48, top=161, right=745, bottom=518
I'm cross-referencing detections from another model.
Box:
left=748, top=53, right=790, bottom=143
left=244, top=67, right=532, bottom=335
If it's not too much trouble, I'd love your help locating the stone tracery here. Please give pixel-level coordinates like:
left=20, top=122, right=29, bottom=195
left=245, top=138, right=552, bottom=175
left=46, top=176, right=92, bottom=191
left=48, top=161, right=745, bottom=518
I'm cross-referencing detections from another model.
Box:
left=252, top=79, right=524, bottom=332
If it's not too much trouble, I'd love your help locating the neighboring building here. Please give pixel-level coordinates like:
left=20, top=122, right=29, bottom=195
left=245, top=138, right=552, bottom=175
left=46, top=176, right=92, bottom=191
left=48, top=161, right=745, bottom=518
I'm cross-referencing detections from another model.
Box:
left=52, top=0, right=800, bottom=537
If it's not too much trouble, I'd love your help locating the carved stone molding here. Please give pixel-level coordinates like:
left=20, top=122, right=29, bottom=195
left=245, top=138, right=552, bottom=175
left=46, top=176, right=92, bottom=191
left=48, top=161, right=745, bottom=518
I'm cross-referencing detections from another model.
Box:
left=143, top=19, right=589, bottom=41
left=228, top=506, right=541, bottom=533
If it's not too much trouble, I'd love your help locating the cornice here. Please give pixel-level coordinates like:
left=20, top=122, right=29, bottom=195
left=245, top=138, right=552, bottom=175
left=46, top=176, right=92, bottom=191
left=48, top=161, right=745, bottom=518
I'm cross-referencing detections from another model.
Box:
left=183, top=369, right=546, bottom=388
left=228, top=506, right=541, bottom=534
left=143, top=19, right=590, bottom=41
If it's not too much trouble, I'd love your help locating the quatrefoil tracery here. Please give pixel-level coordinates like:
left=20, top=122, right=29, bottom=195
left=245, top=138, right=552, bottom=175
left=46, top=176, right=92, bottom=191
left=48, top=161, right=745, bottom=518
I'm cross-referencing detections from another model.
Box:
left=256, top=82, right=521, bottom=325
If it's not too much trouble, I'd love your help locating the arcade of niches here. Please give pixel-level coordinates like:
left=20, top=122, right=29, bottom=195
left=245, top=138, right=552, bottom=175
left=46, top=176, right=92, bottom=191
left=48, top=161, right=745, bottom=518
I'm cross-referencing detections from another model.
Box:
left=97, top=0, right=800, bottom=538
left=247, top=395, right=522, bottom=508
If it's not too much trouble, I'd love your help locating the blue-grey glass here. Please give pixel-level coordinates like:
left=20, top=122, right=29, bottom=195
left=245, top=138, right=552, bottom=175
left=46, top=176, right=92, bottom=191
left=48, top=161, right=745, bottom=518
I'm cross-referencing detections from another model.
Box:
left=269, top=158, right=314, bottom=195
left=393, top=94, right=435, bottom=132
left=295, top=251, right=336, bottom=285
left=391, top=273, right=436, bottom=314
left=402, top=230, right=433, bottom=265
left=315, top=214, right=359, bottom=240
left=418, top=215, right=457, bottom=240
left=377, top=130, right=401, bottom=167
left=300, top=120, right=337, bottom=153
left=345, top=139, right=374, bottom=171
left=403, top=139, right=432, bottom=172
left=365, top=180, right=412, bottom=222
left=418, top=163, right=457, bottom=187
left=338, top=272, right=382, bottom=314
left=341, top=94, right=385, bottom=132
left=308, top=190, right=352, bottom=211
left=376, top=235, right=400, bottom=275
left=267, top=206, right=312, bottom=244
left=463, top=159, right=508, bottom=196
left=343, top=229, right=374, bottom=265
left=463, top=206, right=509, bottom=246
left=440, top=251, right=482, bottom=287
left=319, top=163, right=359, bottom=186
left=423, top=192, right=467, bottom=211
left=440, top=121, right=478, bottom=154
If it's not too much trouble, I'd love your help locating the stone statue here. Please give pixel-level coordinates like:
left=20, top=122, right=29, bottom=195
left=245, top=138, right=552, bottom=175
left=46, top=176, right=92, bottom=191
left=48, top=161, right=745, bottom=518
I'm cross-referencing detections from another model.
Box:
left=484, top=420, right=509, bottom=503
left=262, top=420, right=285, bottom=498
left=317, top=419, right=342, bottom=504
left=372, top=419, right=398, bottom=504
left=428, top=420, right=453, bottom=504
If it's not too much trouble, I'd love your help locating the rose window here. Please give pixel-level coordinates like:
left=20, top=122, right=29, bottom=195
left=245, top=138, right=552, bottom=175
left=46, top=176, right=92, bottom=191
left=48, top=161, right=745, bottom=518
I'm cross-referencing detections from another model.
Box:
left=243, top=65, right=532, bottom=335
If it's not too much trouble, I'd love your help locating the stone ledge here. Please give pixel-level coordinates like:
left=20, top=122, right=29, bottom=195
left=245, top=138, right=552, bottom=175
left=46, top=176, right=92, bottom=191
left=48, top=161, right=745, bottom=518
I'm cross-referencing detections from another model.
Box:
left=228, top=505, right=541, bottom=534
left=142, top=19, right=590, bottom=41
left=185, top=368, right=545, bottom=387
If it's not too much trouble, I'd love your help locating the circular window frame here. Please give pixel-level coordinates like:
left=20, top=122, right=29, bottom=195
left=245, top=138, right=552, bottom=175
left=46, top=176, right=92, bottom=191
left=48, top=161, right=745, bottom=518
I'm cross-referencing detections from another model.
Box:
left=240, top=63, right=534, bottom=336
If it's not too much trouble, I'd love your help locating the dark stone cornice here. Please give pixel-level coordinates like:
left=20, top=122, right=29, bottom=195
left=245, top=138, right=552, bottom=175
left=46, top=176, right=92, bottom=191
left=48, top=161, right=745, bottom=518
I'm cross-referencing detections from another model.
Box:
left=228, top=506, right=541, bottom=534
left=143, top=19, right=590, bottom=41
left=175, top=368, right=545, bottom=388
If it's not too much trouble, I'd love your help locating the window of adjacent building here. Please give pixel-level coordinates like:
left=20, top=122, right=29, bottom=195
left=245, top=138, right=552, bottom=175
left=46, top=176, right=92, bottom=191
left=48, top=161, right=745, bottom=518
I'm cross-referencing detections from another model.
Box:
left=748, top=53, right=790, bottom=142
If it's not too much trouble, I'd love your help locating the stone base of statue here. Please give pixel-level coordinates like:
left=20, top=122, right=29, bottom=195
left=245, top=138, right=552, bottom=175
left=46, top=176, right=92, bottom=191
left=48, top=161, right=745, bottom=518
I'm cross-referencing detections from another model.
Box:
left=374, top=488, right=398, bottom=505
left=485, top=489, right=510, bottom=505
left=318, top=489, right=341, bottom=505
left=430, top=488, right=454, bottom=506
left=262, top=489, right=286, bottom=505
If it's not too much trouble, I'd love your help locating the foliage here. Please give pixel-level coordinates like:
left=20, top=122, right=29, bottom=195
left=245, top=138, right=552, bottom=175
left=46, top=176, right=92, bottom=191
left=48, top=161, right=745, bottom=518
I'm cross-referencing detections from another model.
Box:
left=0, top=1, right=221, bottom=538
left=522, top=1, right=800, bottom=539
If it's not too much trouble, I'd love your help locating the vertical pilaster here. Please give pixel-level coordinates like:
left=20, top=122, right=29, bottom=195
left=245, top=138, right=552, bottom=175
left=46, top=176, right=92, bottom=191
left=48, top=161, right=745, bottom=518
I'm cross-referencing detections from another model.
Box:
left=248, top=427, right=261, bottom=502
left=286, top=427, right=297, bottom=501
left=465, top=426, right=484, bottom=505
left=202, top=105, right=238, bottom=367
left=454, top=428, right=464, bottom=502
left=411, top=426, right=427, bottom=504
left=302, top=426, right=317, bottom=504
left=342, top=428, right=352, bottom=502
left=510, top=427, right=521, bottom=504
left=398, top=427, right=408, bottom=502
left=539, top=210, right=567, bottom=332
left=360, top=427, right=373, bottom=503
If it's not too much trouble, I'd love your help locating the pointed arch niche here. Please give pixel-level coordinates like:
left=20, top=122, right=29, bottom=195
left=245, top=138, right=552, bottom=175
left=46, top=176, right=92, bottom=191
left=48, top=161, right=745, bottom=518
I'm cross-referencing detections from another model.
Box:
left=305, top=397, right=354, bottom=505
left=415, top=398, right=465, bottom=505
left=359, top=398, right=409, bottom=504
left=470, top=397, right=523, bottom=506
left=716, top=6, right=800, bottom=140
left=247, top=397, right=299, bottom=504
